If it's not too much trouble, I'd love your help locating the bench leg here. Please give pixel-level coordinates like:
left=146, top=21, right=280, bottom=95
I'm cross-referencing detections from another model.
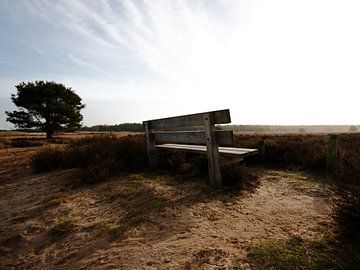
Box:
left=207, top=149, right=222, bottom=187
left=148, top=151, right=158, bottom=168
left=204, top=113, right=222, bottom=187
left=144, top=121, right=157, bottom=168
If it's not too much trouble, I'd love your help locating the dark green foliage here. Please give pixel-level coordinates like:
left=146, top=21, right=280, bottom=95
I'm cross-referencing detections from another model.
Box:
left=249, top=236, right=334, bottom=270
left=287, top=235, right=304, bottom=247
left=6, top=81, right=85, bottom=139
left=108, top=224, right=127, bottom=240
left=48, top=219, right=75, bottom=238
left=32, top=134, right=147, bottom=183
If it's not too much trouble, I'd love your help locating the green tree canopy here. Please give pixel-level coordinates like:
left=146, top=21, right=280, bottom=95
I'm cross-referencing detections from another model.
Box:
left=6, top=81, right=85, bottom=138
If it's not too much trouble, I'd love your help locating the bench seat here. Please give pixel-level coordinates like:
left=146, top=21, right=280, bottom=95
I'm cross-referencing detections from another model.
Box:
left=156, top=143, right=258, bottom=157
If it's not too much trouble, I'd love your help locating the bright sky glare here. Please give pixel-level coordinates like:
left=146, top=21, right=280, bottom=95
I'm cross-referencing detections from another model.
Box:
left=0, top=0, right=360, bottom=128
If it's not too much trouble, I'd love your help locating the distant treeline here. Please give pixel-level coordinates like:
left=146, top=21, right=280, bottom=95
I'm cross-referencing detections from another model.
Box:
left=81, top=123, right=143, bottom=132
left=5, top=124, right=360, bottom=133
left=219, top=125, right=360, bottom=133
left=80, top=124, right=359, bottom=133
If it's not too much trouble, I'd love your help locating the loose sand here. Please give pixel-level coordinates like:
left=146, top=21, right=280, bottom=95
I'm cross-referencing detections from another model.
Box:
left=0, top=143, right=335, bottom=269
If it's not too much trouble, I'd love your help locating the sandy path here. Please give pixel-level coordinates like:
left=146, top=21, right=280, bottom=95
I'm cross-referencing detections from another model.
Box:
left=0, top=146, right=335, bottom=270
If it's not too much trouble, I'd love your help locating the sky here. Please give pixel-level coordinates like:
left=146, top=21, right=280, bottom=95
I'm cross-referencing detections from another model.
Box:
left=1, top=0, right=360, bottom=129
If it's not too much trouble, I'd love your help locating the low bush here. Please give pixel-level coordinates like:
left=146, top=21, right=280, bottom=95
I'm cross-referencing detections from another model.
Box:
left=235, top=133, right=360, bottom=181
left=32, top=134, right=147, bottom=183
left=32, top=132, right=359, bottom=186
left=10, top=138, right=45, bottom=148
left=234, top=133, right=327, bottom=169
left=32, top=148, right=65, bottom=172
left=334, top=134, right=360, bottom=183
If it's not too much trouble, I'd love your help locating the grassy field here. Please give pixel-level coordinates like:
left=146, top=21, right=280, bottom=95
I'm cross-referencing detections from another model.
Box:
left=0, top=131, right=359, bottom=269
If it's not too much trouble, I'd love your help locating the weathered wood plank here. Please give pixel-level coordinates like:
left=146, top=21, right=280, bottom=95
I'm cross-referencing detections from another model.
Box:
left=146, top=109, right=231, bottom=130
left=156, top=144, right=258, bottom=157
left=153, top=130, right=234, bottom=146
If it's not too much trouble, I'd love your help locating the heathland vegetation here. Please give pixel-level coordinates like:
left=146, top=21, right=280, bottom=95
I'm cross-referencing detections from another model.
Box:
left=1, top=82, right=359, bottom=268
left=0, top=130, right=359, bottom=269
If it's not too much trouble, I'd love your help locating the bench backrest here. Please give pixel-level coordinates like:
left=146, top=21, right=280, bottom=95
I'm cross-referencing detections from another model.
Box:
left=143, top=109, right=234, bottom=147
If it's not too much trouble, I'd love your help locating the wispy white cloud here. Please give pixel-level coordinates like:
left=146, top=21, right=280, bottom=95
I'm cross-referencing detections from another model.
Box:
left=9, top=0, right=245, bottom=86
left=66, top=54, right=117, bottom=77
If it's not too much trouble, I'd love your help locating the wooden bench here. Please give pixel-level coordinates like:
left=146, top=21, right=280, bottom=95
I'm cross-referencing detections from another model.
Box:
left=143, top=109, right=258, bottom=187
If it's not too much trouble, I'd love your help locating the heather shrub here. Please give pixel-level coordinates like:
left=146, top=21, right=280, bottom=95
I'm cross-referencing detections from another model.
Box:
left=32, top=134, right=147, bottom=182
left=10, top=138, right=44, bottom=148
left=80, top=153, right=117, bottom=183
left=32, top=148, right=65, bottom=172
left=235, top=134, right=327, bottom=169
left=335, top=134, right=360, bottom=183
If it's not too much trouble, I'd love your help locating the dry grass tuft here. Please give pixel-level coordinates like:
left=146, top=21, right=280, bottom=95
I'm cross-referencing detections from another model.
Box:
left=48, top=219, right=76, bottom=238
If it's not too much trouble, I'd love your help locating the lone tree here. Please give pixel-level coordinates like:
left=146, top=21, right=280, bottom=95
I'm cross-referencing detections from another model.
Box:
left=6, top=81, right=85, bottom=139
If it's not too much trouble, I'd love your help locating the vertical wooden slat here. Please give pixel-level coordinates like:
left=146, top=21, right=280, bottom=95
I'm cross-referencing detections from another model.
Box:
left=144, top=121, right=157, bottom=168
left=204, top=113, right=222, bottom=187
